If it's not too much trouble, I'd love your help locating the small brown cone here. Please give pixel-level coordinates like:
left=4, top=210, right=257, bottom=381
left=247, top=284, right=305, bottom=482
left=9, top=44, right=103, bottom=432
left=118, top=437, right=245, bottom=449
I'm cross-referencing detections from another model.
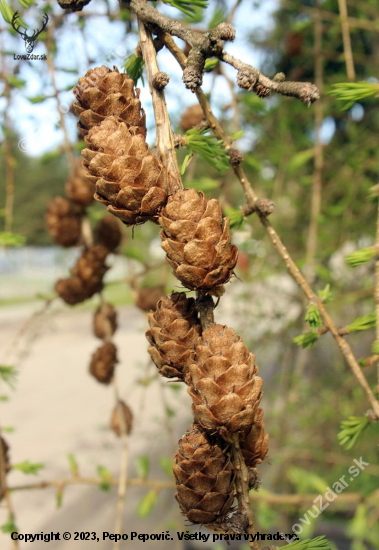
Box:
left=111, top=401, right=133, bottom=436
left=55, top=244, right=109, bottom=305
left=135, top=285, right=166, bottom=312
left=146, top=292, right=201, bottom=380
left=179, top=104, right=204, bottom=132
left=187, top=324, right=263, bottom=434
left=173, top=424, right=234, bottom=526
left=159, top=189, right=238, bottom=291
left=89, top=342, right=117, bottom=384
left=81, top=116, right=168, bottom=226
left=95, top=215, right=122, bottom=252
left=46, top=197, right=82, bottom=247
left=73, top=66, right=146, bottom=137
left=65, top=160, right=94, bottom=207
left=93, top=302, right=117, bottom=340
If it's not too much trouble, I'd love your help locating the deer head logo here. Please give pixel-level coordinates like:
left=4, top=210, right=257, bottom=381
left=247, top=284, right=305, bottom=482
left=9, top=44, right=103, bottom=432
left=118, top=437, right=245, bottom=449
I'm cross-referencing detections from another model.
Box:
left=12, top=11, right=49, bottom=54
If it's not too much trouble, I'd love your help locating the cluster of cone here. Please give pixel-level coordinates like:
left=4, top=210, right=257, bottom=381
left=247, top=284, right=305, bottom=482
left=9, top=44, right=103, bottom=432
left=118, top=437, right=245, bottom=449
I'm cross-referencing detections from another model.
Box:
left=90, top=300, right=133, bottom=436
left=46, top=160, right=94, bottom=248
left=146, top=293, right=269, bottom=529
left=46, top=157, right=124, bottom=307
left=73, top=66, right=168, bottom=227
left=71, top=67, right=267, bottom=531
left=90, top=301, right=118, bottom=384
left=73, top=68, right=238, bottom=293
left=55, top=215, right=122, bottom=305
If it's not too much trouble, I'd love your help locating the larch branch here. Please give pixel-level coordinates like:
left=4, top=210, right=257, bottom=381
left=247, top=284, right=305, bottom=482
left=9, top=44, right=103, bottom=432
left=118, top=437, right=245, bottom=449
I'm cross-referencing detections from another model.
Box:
left=161, top=33, right=379, bottom=420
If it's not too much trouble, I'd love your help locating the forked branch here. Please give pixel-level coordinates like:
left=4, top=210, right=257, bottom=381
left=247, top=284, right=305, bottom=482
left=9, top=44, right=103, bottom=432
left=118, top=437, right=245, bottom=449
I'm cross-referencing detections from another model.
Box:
left=124, top=0, right=319, bottom=103
left=160, top=32, right=379, bottom=420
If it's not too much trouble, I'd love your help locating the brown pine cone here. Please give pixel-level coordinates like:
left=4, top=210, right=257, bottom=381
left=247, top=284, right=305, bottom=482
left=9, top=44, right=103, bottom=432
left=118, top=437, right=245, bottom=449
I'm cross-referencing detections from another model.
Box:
left=146, top=292, right=201, bottom=380
left=179, top=104, right=204, bottom=132
left=95, top=215, right=123, bottom=252
left=241, top=408, right=269, bottom=468
left=111, top=401, right=133, bottom=436
left=0, top=437, right=10, bottom=500
left=93, top=302, right=117, bottom=340
left=173, top=424, right=234, bottom=526
left=55, top=244, right=109, bottom=305
left=159, top=189, right=238, bottom=291
left=135, top=285, right=166, bottom=312
left=46, top=197, right=82, bottom=247
left=187, top=324, right=263, bottom=434
left=65, top=160, right=94, bottom=207
left=81, top=116, right=168, bottom=226
left=89, top=342, right=117, bottom=384
left=73, top=66, right=146, bottom=137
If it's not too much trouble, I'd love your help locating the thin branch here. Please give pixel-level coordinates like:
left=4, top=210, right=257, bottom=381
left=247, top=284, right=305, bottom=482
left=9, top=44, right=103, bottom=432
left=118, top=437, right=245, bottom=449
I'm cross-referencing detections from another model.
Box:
left=337, top=0, right=356, bottom=80
left=113, top=383, right=130, bottom=550
left=259, top=222, right=379, bottom=418
left=291, top=3, right=324, bottom=398
left=228, top=433, right=260, bottom=550
left=8, top=475, right=379, bottom=506
left=227, top=0, right=243, bottom=25
left=219, top=63, right=240, bottom=134
left=126, top=0, right=194, bottom=44
left=126, top=0, right=319, bottom=103
left=304, top=3, right=323, bottom=281
left=0, top=298, right=54, bottom=366
left=360, top=354, right=379, bottom=368
left=8, top=476, right=174, bottom=491
left=160, top=32, right=262, bottom=208
left=137, top=9, right=182, bottom=194
left=46, top=22, right=74, bottom=169
left=317, top=325, right=349, bottom=337
left=90, top=297, right=128, bottom=547
left=161, top=33, right=379, bottom=419
left=249, top=491, right=378, bottom=506
left=196, top=293, right=215, bottom=330
left=220, top=50, right=319, bottom=105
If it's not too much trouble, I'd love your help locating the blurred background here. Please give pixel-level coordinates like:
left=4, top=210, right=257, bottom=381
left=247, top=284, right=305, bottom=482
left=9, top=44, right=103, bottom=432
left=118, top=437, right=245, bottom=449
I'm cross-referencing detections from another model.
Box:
left=0, top=0, right=379, bottom=548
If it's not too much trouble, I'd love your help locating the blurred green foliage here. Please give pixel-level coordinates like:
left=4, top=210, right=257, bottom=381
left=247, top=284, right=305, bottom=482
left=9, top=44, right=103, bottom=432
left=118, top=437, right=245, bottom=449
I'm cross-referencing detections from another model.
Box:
left=136, top=490, right=158, bottom=518
left=0, top=140, right=69, bottom=245
left=338, top=416, right=371, bottom=450
left=12, top=460, right=44, bottom=475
